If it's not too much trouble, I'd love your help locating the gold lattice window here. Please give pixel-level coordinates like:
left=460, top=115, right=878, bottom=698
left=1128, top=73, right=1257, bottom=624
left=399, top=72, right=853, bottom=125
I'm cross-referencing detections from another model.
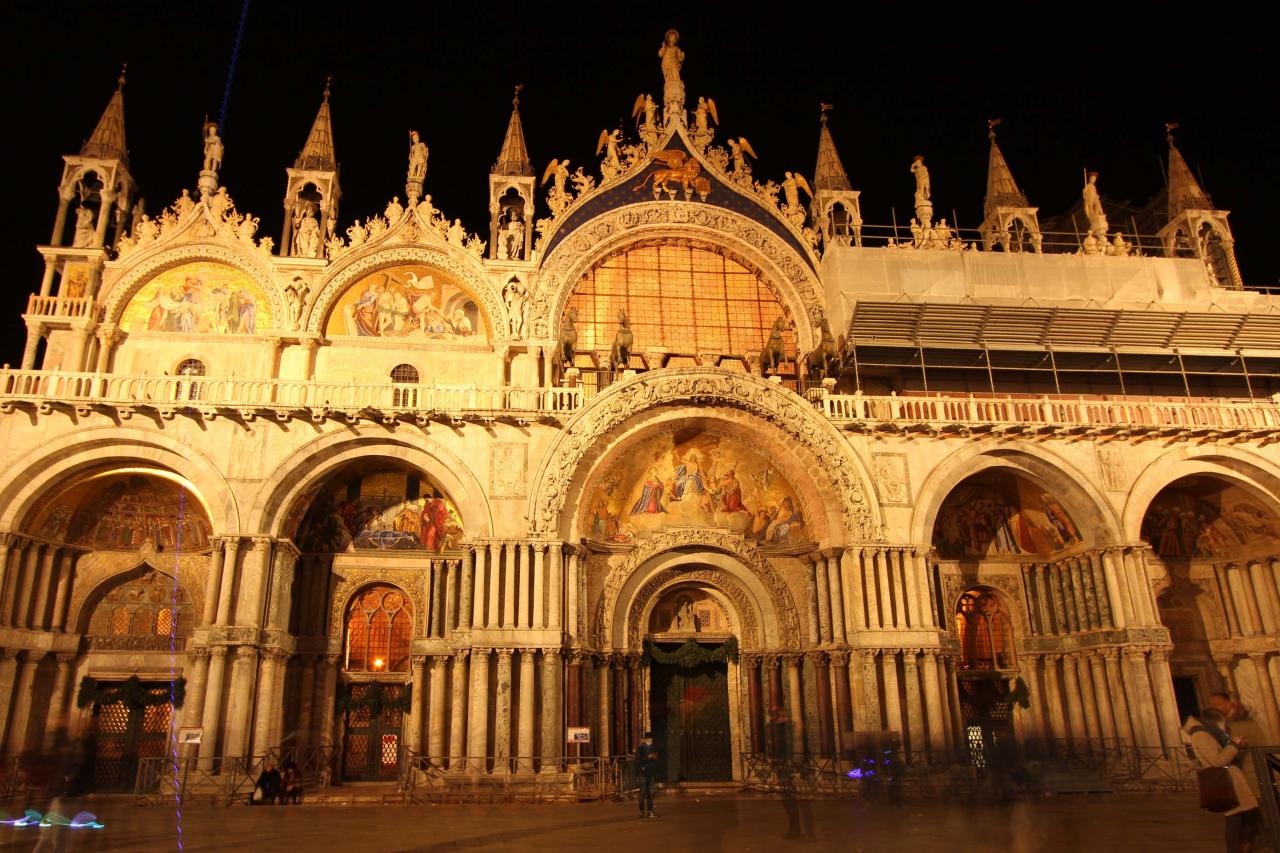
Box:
left=565, top=243, right=795, bottom=359
left=344, top=585, right=412, bottom=673
left=90, top=570, right=191, bottom=639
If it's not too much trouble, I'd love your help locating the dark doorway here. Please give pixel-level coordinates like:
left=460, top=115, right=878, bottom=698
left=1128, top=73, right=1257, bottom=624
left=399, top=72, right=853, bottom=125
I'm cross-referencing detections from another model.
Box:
left=91, top=684, right=174, bottom=792
left=1173, top=676, right=1201, bottom=720
left=341, top=683, right=406, bottom=781
left=649, top=651, right=732, bottom=782
left=957, top=675, right=1016, bottom=768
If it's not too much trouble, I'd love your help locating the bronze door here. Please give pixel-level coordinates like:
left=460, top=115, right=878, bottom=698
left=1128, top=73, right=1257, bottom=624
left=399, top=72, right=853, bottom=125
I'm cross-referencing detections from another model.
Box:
left=650, top=658, right=732, bottom=782
left=341, top=683, right=405, bottom=781
left=91, top=688, right=173, bottom=793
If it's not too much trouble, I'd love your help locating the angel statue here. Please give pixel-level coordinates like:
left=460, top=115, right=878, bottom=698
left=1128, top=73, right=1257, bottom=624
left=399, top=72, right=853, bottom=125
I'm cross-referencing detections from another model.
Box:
left=911, top=155, right=930, bottom=204
left=597, top=128, right=622, bottom=179
left=781, top=171, right=813, bottom=227
left=694, top=96, right=719, bottom=134
left=633, top=94, right=658, bottom=132
left=541, top=159, right=572, bottom=215
left=727, top=137, right=757, bottom=182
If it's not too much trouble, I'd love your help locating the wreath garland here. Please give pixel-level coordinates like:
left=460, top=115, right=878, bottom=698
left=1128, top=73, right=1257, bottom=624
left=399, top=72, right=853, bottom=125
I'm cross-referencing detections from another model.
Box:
left=1008, top=675, right=1031, bottom=709
left=643, top=637, right=739, bottom=668
left=336, top=681, right=412, bottom=716
left=76, top=675, right=186, bottom=711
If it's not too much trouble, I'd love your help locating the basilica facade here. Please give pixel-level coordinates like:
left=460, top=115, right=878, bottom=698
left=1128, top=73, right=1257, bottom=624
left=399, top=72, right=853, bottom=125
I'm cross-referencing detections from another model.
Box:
left=1, top=32, right=1279, bottom=794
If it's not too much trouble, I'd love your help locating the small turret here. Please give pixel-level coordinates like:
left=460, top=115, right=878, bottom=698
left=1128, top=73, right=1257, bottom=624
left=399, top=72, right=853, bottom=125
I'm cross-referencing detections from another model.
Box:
left=977, top=119, right=1041, bottom=253
left=281, top=79, right=341, bottom=258
left=488, top=86, right=534, bottom=261
left=1158, top=124, right=1241, bottom=289
left=810, top=105, right=862, bottom=248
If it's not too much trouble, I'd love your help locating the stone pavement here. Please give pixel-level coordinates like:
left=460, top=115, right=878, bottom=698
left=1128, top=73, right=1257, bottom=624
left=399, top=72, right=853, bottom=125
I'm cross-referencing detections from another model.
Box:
left=0, top=791, right=1225, bottom=852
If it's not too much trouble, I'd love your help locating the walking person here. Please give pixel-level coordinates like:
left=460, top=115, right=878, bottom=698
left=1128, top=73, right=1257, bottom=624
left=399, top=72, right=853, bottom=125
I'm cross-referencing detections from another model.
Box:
left=1184, top=707, right=1261, bottom=852
left=634, top=731, right=659, bottom=818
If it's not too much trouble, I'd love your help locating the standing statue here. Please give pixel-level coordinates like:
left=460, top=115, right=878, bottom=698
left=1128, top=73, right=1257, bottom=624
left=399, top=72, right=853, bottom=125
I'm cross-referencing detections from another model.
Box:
left=293, top=207, right=321, bottom=258
left=407, top=130, right=429, bottom=182
left=558, top=308, right=579, bottom=370
left=911, top=156, right=931, bottom=205
left=202, top=122, right=224, bottom=173
left=504, top=278, right=528, bottom=338
left=658, top=29, right=686, bottom=119
left=129, top=198, right=146, bottom=236
left=781, top=171, right=813, bottom=226
left=1082, top=170, right=1108, bottom=238
left=541, top=159, right=573, bottom=215
left=504, top=216, right=525, bottom=260
left=728, top=137, right=757, bottom=178
left=611, top=309, right=634, bottom=370
left=448, top=218, right=465, bottom=247
left=597, top=128, right=622, bottom=177
left=384, top=196, right=404, bottom=224
left=72, top=205, right=96, bottom=248
left=694, top=96, right=719, bottom=133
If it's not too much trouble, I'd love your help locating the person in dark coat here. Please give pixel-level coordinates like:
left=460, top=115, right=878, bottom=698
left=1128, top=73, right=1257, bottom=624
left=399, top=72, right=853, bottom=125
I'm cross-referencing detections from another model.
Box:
left=634, top=731, right=659, bottom=818
left=252, top=760, right=281, bottom=805
left=280, top=760, right=303, bottom=805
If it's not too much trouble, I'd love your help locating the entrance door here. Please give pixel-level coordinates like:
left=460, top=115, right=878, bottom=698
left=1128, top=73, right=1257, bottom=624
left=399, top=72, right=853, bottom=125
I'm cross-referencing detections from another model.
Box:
left=341, top=683, right=405, bottom=781
left=957, top=676, right=1016, bottom=768
left=650, top=656, right=732, bottom=782
left=92, top=687, right=173, bottom=792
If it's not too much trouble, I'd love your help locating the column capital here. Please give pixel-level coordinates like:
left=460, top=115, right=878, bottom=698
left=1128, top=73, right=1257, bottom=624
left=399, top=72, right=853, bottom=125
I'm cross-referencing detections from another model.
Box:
left=209, top=645, right=230, bottom=659
left=472, top=647, right=492, bottom=662
left=827, top=649, right=850, bottom=666
left=190, top=646, right=213, bottom=663
left=250, top=535, right=275, bottom=550
left=762, top=653, right=782, bottom=669
left=857, top=649, right=878, bottom=664
left=410, top=655, right=428, bottom=667
left=235, top=646, right=259, bottom=661
left=495, top=648, right=514, bottom=664
left=808, top=650, right=829, bottom=666
left=1100, top=647, right=1121, bottom=661
left=1044, top=652, right=1063, bottom=663
left=452, top=648, right=470, bottom=663
left=324, top=653, right=341, bottom=666
left=54, top=652, right=76, bottom=667
left=543, top=648, right=562, bottom=663
left=20, top=650, right=47, bottom=664
left=566, top=650, right=591, bottom=666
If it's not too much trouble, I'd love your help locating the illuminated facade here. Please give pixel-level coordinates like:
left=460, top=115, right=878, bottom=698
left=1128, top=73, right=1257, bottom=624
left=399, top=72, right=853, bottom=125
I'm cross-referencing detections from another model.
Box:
left=1, top=34, right=1278, bottom=795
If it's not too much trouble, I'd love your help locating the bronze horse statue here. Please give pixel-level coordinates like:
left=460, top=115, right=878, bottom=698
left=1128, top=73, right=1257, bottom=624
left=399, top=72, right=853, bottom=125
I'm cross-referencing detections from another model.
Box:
left=557, top=308, right=578, bottom=371
left=760, top=316, right=788, bottom=376
left=804, top=319, right=840, bottom=383
left=611, top=309, right=634, bottom=371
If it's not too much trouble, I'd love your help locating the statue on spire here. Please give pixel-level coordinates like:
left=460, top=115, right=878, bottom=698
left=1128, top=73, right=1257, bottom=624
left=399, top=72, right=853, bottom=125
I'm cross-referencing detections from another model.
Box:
left=659, top=29, right=686, bottom=124
left=911, top=155, right=933, bottom=228
left=1082, top=170, right=1108, bottom=241
left=406, top=130, right=429, bottom=201
left=198, top=120, right=223, bottom=198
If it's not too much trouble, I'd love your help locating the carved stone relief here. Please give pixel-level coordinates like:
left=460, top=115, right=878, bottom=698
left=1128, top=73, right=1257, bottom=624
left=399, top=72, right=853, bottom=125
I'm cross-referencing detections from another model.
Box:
left=627, top=568, right=758, bottom=649
left=871, top=453, right=911, bottom=506
left=490, top=443, right=528, bottom=498
left=1097, top=444, right=1130, bottom=492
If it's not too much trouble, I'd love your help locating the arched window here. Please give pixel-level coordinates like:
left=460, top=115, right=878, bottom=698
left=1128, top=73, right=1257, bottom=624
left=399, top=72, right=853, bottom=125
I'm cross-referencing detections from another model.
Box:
left=390, top=364, right=419, bottom=384
left=390, top=364, right=419, bottom=407
left=176, top=359, right=206, bottom=376
left=956, top=588, right=1014, bottom=671
left=344, top=585, right=412, bottom=673
left=175, top=359, right=206, bottom=402
left=565, top=242, right=795, bottom=363
left=87, top=569, right=193, bottom=645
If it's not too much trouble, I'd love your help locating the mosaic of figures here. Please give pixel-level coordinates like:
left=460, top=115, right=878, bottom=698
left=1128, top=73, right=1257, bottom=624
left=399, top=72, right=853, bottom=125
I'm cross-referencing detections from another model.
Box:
left=649, top=586, right=731, bottom=635
left=1141, top=477, right=1280, bottom=559
left=586, top=428, right=809, bottom=545
left=28, top=473, right=212, bottom=551
left=933, top=472, right=1083, bottom=559
left=292, top=467, right=463, bottom=553
left=121, top=261, right=272, bottom=334
left=325, top=263, right=486, bottom=340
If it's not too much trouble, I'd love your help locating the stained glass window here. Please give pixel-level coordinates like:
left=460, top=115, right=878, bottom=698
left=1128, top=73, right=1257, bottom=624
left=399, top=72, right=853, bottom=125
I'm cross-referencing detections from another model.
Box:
left=89, top=570, right=191, bottom=639
left=956, top=588, right=1014, bottom=670
left=565, top=242, right=795, bottom=360
left=344, top=585, right=412, bottom=673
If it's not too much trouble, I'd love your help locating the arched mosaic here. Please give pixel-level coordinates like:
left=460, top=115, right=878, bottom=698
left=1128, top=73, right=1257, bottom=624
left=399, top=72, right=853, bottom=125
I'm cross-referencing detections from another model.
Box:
left=120, top=261, right=273, bottom=334
left=323, top=262, right=488, bottom=341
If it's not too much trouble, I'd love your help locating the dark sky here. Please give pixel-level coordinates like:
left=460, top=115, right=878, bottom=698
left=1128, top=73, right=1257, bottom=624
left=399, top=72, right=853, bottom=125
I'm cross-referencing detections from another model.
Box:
left=1, top=3, right=1275, bottom=368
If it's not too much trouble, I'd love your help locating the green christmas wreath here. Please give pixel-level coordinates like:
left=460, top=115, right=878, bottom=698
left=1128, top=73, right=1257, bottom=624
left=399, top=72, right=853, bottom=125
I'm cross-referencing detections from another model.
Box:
left=76, top=675, right=186, bottom=710
left=336, top=681, right=412, bottom=716
left=642, top=637, right=740, bottom=668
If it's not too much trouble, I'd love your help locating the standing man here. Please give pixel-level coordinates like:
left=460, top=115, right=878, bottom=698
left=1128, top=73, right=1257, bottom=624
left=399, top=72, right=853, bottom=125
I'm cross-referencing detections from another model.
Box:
left=634, top=731, right=659, bottom=818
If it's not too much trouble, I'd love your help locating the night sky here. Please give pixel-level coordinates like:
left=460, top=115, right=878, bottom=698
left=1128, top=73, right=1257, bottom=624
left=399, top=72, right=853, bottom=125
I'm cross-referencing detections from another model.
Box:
left=1, top=4, right=1275, bottom=368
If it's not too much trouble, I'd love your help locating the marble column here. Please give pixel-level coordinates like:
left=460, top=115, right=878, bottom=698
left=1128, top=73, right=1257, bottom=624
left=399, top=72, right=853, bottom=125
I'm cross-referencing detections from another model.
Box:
left=1103, top=650, right=1135, bottom=746
left=1073, top=654, right=1102, bottom=742
left=317, top=655, right=340, bottom=755
left=30, top=546, right=57, bottom=628
left=201, top=540, right=227, bottom=625
left=474, top=542, right=490, bottom=627
left=541, top=650, right=562, bottom=769
left=5, top=651, right=44, bottom=755
left=296, top=657, right=317, bottom=755
left=1249, top=654, right=1280, bottom=745
left=0, top=652, right=16, bottom=747
left=1089, top=654, right=1118, bottom=743
left=198, top=647, right=229, bottom=768
left=502, top=543, right=517, bottom=629
left=451, top=556, right=465, bottom=634
left=763, top=656, right=783, bottom=753
left=935, top=653, right=955, bottom=753
left=51, top=550, right=74, bottom=631
left=882, top=651, right=904, bottom=748
left=1215, top=564, right=1242, bottom=637
left=890, top=551, right=908, bottom=628
left=901, top=548, right=922, bottom=628
left=215, top=539, right=241, bottom=625
left=42, top=653, right=77, bottom=750
left=182, top=648, right=212, bottom=739
left=486, top=542, right=501, bottom=628
left=1229, top=564, right=1261, bottom=635
left=252, top=650, right=280, bottom=754
left=868, top=550, right=887, bottom=629
left=814, top=557, right=831, bottom=645
left=745, top=655, right=766, bottom=753
left=448, top=650, right=469, bottom=770
left=827, top=554, right=847, bottom=642
left=432, top=563, right=447, bottom=636
left=409, top=656, right=427, bottom=756
left=784, top=655, right=805, bottom=755
left=464, top=546, right=480, bottom=630
left=1149, top=648, right=1184, bottom=751
left=1121, top=648, right=1161, bottom=748
left=840, top=549, right=865, bottom=632
left=468, top=648, right=491, bottom=770
left=532, top=544, right=546, bottom=630
left=515, top=547, right=529, bottom=629
left=1042, top=654, right=1068, bottom=741
left=1061, top=653, right=1088, bottom=742
left=596, top=655, right=612, bottom=758
left=858, top=650, right=881, bottom=730
left=921, top=649, right=946, bottom=758
left=428, top=656, right=448, bottom=765
left=1102, top=548, right=1133, bottom=629
left=830, top=651, right=853, bottom=753
left=227, top=647, right=259, bottom=757
left=1249, top=561, right=1280, bottom=634
left=902, top=650, right=925, bottom=762
left=11, top=544, right=39, bottom=628
left=813, top=653, right=834, bottom=753
left=494, top=649, right=513, bottom=771
left=549, top=544, right=564, bottom=632
left=517, top=650, right=536, bottom=771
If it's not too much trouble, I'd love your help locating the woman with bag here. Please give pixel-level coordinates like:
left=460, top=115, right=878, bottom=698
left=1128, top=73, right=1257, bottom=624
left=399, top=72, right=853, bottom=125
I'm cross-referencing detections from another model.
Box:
left=1185, top=708, right=1261, bottom=852
left=250, top=760, right=281, bottom=806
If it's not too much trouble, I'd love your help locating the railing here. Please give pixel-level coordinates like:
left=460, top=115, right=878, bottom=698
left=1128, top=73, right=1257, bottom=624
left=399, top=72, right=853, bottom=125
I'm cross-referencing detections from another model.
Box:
left=0, top=369, right=583, bottom=418
left=0, top=756, right=32, bottom=801
left=820, top=392, right=1280, bottom=434
left=843, top=223, right=1171, bottom=257
left=25, top=294, right=97, bottom=320
left=133, top=747, right=339, bottom=806
left=400, top=753, right=628, bottom=804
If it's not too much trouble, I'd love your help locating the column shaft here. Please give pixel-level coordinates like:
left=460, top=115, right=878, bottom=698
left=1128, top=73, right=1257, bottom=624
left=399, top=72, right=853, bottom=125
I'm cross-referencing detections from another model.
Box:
left=468, top=649, right=491, bottom=770
left=494, top=651, right=513, bottom=770
left=428, top=657, right=448, bottom=764
left=597, top=658, right=612, bottom=758
left=921, top=651, right=946, bottom=757
left=449, top=652, right=469, bottom=769
left=532, top=544, right=546, bottom=629
left=409, top=657, right=427, bottom=755
left=5, top=654, right=44, bottom=755
left=517, top=650, right=536, bottom=770
left=882, top=652, right=904, bottom=745
left=198, top=649, right=229, bottom=768
left=814, top=558, right=831, bottom=644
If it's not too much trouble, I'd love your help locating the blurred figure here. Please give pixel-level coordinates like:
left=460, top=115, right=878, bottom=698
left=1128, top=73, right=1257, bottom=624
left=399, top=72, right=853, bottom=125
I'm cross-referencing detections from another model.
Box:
left=769, top=705, right=813, bottom=841
left=1184, top=707, right=1260, bottom=852
left=252, top=760, right=281, bottom=805
left=634, top=731, right=658, bottom=818
left=280, top=759, right=303, bottom=805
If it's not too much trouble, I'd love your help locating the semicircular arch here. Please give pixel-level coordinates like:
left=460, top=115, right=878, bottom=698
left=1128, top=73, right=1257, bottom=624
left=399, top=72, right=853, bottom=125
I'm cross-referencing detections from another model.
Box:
left=528, top=368, right=878, bottom=542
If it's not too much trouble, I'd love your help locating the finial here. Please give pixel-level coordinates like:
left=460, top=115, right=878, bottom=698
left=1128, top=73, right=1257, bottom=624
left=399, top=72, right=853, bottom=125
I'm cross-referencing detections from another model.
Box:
left=513, top=83, right=524, bottom=109
left=988, top=117, right=1002, bottom=141
left=117, top=63, right=127, bottom=90
left=323, top=74, right=332, bottom=101
left=819, top=102, right=832, bottom=125
left=1165, top=121, right=1179, bottom=144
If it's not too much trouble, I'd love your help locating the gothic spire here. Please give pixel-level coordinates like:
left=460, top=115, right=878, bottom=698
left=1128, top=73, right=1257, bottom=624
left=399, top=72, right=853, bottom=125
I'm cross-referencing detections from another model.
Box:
left=492, top=85, right=534, bottom=177
left=81, top=65, right=128, bottom=163
left=813, top=104, right=851, bottom=192
left=1165, top=124, right=1212, bottom=218
left=983, top=119, right=1027, bottom=216
left=294, top=78, right=336, bottom=171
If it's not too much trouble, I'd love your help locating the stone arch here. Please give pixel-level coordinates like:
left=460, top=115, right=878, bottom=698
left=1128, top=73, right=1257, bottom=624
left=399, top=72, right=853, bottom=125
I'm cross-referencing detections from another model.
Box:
left=532, top=204, right=825, bottom=349
left=528, top=368, right=878, bottom=543
left=1122, top=446, right=1280, bottom=543
left=328, top=573, right=425, bottom=640
left=0, top=426, right=238, bottom=535
left=950, top=583, right=1020, bottom=671
left=246, top=430, right=493, bottom=541
left=596, top=529, right=803, bottom=651
left=307, top=245, right=507, bottom=342
left=72, top=558, right=198, bottom=637
left=100, top=243, right=283, bottom=331
left=910, top=441, right=1121, bottom=548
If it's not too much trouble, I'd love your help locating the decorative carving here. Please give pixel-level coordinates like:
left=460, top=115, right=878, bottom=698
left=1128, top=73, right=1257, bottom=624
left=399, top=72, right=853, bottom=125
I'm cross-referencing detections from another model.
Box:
left=327, top=568, right=428, bottom=638
left=626, top=567, right=759, bottom=648
left=1096, top=444, right=1129, bottom=492
left=594, top=527, right=803, bottom=650
left=530, top=369, right=876, bottom=540
left=871, top=453, right=911, bottom=506
left=490, top=443, right=528, bottom=498
left=116, top=187, right=275, bottom=262
left=67, top=547, right=208, bottom=638
left=88, top=635, right=181, bottom=652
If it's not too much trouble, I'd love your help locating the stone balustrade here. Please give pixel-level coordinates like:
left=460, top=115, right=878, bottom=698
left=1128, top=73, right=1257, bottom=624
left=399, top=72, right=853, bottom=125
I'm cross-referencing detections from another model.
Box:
left=24, top=295, right=98, bottom=320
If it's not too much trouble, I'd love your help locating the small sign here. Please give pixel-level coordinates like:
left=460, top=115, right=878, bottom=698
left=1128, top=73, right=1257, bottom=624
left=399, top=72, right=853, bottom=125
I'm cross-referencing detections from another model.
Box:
left=178, top=727, right=203, bottom=745
left=567, top=727, right=591, bottom=744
